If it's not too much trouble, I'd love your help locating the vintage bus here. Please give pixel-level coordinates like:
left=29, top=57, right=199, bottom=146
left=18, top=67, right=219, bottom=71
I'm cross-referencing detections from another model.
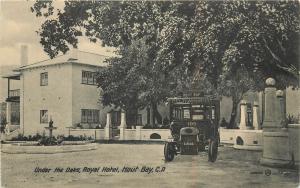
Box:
left=164, top=93, right=220, bottom=162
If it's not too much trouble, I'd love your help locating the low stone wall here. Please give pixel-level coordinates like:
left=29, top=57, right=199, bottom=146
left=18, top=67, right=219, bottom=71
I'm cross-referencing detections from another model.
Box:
left=233, top=130, right=263, bottom=151
left=288, top=124, right=300, bottom=165
left=1, top=143, right=97, bottom=154
left=123, top=129, right=136, bottom=140
left=122, top=128, right=170, bottom=141
left=3, top=141, right=39, bottom=146
left=69, top=128, right=171, bottom=141
left=140, top=129, right=170, bottom=141
left=219, top=128, right=235, bottom=144
left=219, top=128, right=263, bottom=150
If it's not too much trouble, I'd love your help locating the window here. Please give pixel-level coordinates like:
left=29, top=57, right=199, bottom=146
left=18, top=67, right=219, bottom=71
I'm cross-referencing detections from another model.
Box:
left=40, top=110, right=48, bottom=123
left=81, top=109, right=99, bottom=123
left=82, top=71, right=97, bottom=85
left=183, top=108, right=190, bottom=119
left=191, top=105, right=205, bottom=120
left=11, top=102, right=20, bottom=125
left=40, top=72, right=48, bottom=86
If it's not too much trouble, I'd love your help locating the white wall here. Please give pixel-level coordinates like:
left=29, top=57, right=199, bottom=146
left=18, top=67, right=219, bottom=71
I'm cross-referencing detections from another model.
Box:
left=286, top=87, right=300, bottom=118
left=71, top=64, right=111, bottom=128
left=22, top=64, right=73, bottom=136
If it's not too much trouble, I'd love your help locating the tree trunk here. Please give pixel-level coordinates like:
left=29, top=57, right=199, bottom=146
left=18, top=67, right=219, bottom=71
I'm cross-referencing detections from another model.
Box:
left=229, top=98, right=239, bottom=129
left=151, top=102, right=162, bottom=127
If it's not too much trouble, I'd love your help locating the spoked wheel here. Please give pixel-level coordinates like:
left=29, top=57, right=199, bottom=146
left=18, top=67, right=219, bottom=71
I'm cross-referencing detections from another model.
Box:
left=208, top=139, right=218, bottom=162
left=164, top=142, right=175, bottom=162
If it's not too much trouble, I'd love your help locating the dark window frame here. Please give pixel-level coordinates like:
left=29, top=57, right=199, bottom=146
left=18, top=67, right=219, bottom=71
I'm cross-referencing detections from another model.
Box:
left=40, top=72, right=48, bottom=86
left=40, top=110, right=48, bottom=124
left=81, top=109, right=100, bottom=123
left=82, top=71, right=97, bottom=85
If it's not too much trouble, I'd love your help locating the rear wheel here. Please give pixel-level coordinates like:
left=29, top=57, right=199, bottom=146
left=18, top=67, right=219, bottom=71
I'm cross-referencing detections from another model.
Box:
left=208, top=139, right=218, bottom=162
left=164, top=142, right=175, bottom=162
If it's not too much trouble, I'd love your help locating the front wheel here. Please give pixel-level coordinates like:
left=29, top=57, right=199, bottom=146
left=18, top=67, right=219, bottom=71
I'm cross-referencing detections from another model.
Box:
left=208, top=139, right=218, bottom=162
left=164, top=142, right=175, bottom=162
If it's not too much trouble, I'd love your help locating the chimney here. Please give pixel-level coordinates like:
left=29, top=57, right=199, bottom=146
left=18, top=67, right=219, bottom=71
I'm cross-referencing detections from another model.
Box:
left=20, top=45, right=28, bottom=66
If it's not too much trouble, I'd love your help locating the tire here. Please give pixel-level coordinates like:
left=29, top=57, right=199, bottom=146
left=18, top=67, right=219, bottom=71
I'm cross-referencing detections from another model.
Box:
left=164, top=142, right=175, bottom=162
left=208, top=139, right=218, bottom=162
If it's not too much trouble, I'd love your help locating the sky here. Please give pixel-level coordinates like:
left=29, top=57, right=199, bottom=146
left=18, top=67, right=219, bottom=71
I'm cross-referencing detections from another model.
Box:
left=0, top=0, right=115, bottom=67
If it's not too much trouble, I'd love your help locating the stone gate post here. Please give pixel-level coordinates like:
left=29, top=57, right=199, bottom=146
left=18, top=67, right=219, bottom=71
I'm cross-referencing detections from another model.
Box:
left=263, top=78, right=277, bottom=129
left=105, top=112, right=112, bottom=140
left=276, top=90, right=287, bottom=128
left=252, top=102, right=261, bottom=130
left=239, top=100, right=247, bottom=130
left=120, top=110, right=126, bottom=140
left=260, top=78, right=291, bottom=167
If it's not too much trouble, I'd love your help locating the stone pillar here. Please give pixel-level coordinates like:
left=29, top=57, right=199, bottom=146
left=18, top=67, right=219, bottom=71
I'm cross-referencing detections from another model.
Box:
left=239, top=100, right=247, bottom=130
left=260, top=78, right=291, bottom=167
left=120, top=110, right=126, bottom=140
left=258, top=91, right=264, bottom=125
left=104, top=112, right=112, bottom=140
left=5, top=102, right=11, bottom=134
left=252, top=102, right=261, bottom=130
left=276, top=90, right=287, bottom=129
left=263, top=78, right=277, bottom=129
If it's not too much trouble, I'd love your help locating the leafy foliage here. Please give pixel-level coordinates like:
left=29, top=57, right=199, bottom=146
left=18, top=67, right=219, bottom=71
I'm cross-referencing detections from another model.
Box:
left=10, top=133, right=93, bottom=145
left=32, top=1, right=299, bottom=126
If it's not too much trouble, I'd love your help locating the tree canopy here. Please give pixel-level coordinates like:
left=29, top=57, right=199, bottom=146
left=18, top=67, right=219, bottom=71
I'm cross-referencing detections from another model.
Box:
left=32, top=1, right=299, bottom=126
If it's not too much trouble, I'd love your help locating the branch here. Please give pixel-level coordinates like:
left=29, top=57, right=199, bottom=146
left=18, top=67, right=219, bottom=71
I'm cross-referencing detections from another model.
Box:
left=262, top=37, right=283, bottom=63
left=262, top=37, right=298, bottom=78
left=276, top=38, right=286, bottom=57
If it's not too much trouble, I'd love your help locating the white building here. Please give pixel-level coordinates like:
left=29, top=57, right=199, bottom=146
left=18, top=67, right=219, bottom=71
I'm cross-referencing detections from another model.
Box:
left=5, top=50, right=113, bottom=136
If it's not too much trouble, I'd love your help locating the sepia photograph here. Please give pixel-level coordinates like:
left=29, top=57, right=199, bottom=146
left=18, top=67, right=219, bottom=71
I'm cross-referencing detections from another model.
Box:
left=0, top=0, right=299, bottom=187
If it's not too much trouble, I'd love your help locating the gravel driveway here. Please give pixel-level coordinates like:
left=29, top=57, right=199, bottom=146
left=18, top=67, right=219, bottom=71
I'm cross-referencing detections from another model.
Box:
left=1, top=144, right=299, bottom=188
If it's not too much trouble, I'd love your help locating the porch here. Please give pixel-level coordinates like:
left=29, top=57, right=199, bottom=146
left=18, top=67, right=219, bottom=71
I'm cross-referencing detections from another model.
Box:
left=2, top=73, right=21, bottom=134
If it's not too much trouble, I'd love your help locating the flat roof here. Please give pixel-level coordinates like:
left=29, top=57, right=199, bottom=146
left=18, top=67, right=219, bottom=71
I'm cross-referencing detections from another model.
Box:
left=2, top=72, right=21, bottom=80
left=15, top=50, right=113, bottom=71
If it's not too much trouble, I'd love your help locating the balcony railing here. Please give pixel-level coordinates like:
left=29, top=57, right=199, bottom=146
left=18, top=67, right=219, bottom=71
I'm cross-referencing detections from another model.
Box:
left=9, top=89, right=20, bottom=97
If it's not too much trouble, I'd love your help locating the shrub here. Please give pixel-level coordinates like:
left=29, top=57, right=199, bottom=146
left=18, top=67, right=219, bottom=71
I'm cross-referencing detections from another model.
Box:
left=32, top=133, right=42, bottom=141
left=11, top=134, right=24, bottom=141
left=38, top=136, right=57, bottom=146
left=287, top=114, right=299, bottom=124
left=163, top=117, right=170, bottom=126
left=75, top=123, right=82, bottom=129
left=11, top=134, right=94, bottom=144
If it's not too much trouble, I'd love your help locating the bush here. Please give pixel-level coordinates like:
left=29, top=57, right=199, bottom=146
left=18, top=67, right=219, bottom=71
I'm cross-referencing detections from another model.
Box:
left=287, top=114, right=299, bottom=124
left=11, top=134, right=24, bottom=141
left=163, top=117, right=170, bottom=126
left=32, top=133, right=42, bottom=141
left=75, top=123, right=83, bottom=129
left=38, top=136, right=57, bottom=146
left=63, top=135, right=93, bottom=141
left=219, top=118, right=229, bottom=128
left=10, top=133, right=94, bottom=144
